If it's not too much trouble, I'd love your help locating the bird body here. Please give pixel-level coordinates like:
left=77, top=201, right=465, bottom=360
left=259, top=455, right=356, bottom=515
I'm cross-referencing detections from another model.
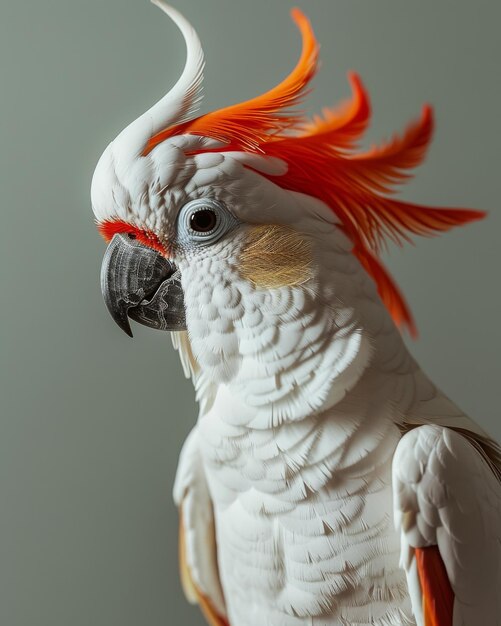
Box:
left=173, top=278, right=500, bottom=625
left=92, top=3, right=501, bottom=624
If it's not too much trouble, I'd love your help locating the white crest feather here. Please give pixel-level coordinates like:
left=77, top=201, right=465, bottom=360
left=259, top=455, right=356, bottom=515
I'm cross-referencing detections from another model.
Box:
left=112, top=1, right=205, bottom=161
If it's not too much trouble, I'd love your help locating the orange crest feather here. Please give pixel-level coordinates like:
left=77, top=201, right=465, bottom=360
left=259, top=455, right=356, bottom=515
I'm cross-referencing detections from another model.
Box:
left=145, top=9, right=318, bottom=154
left=142, top=8, right=485, bottom=336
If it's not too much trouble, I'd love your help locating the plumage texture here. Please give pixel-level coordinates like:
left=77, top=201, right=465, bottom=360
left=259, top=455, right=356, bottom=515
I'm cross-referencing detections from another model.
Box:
left=239, top=225, right=313, bottom=289
left=393, top=426, right=501, bottom=625
left=90, top=4, right=501, bottom=626
left=176, top=428, right=228, bottom=625
left=140, top=9, right=484, bottom=337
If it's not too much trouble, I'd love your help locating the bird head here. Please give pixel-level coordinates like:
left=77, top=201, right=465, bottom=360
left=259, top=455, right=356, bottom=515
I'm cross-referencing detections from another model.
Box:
left=92, top=2, right=483, bottom=420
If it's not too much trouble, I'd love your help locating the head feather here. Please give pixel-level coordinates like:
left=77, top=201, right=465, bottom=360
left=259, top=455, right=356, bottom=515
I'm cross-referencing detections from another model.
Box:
left=127, top=7, right=486, bottom=336
left=143, top=8, right=319, bottom=154
left=112, top=1, right=205, bottom=162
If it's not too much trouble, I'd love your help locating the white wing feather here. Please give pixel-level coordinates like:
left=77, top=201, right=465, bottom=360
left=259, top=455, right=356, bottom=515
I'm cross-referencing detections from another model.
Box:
left=392, top=424, right=501, bottom=626
left=173, top=426, right=226, bottom=617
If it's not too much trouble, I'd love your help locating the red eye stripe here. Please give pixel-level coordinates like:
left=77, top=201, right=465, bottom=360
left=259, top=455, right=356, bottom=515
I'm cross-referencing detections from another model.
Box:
left=97, top=219, right=168, bottom=255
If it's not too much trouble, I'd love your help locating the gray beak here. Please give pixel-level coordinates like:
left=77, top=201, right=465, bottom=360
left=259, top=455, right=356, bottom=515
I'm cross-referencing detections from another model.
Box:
left=100, top=233, right=186, bottom=337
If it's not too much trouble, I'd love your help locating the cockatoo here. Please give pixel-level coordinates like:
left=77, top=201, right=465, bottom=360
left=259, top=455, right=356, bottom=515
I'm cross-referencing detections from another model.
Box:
left=91, top=3, right=501, bottom=625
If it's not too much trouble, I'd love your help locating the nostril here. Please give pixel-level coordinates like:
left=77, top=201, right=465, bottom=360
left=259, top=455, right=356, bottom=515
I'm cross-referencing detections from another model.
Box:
left=127, top=232, right=137, bottom=240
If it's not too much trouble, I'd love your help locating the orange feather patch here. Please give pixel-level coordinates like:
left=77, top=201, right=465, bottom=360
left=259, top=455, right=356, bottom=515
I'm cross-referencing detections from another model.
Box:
left=98, top=219, right=168, bottom=255
left=138, top=8, right=485, bottom=336
left=415, top=546, right=454, bottom=626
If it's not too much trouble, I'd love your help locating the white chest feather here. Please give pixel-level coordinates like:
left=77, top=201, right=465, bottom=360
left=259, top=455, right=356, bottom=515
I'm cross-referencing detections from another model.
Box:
left=198, top=385, right=415, bottom=626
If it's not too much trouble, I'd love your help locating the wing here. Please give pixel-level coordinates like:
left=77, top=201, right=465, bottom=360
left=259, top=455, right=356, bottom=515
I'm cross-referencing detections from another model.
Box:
left=392, top=424, right=501, bottom=626
left=174, top=427, right=228, bottom=626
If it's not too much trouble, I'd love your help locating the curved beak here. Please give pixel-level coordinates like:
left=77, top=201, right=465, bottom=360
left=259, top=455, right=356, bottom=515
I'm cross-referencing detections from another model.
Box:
left=100, top=233, right=186, bottom=337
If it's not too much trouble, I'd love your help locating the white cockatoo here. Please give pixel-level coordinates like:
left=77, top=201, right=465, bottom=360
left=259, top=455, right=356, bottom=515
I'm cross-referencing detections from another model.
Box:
left=92, top=3, right=501, bottom=625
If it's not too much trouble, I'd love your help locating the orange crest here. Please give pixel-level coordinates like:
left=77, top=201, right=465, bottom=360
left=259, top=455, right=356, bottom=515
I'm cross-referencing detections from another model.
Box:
left=143, top=8, right=485, bottom=337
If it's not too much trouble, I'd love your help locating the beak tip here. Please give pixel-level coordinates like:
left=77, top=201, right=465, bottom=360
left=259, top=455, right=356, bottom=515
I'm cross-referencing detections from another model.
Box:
left=117, top=316, right=134, bottom=338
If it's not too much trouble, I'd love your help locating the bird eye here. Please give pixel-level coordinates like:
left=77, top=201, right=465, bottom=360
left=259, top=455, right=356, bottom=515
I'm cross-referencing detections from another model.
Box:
left=177, top=198, right=238, bottom=246
left=189, top=208, right=217, bottom=234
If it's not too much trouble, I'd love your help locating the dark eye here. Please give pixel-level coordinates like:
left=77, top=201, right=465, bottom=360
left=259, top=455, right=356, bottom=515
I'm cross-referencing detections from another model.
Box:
left=190, top=209, right=217, bottom=233
left=178, top=198, right=236, bottom=246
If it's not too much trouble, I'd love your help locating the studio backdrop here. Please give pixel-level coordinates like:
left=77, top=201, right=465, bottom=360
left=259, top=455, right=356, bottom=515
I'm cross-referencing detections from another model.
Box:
left=1, top=1, right=499, bottom=625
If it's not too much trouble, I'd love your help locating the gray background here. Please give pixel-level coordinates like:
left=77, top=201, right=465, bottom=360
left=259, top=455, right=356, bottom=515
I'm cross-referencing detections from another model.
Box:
left=1, top=1, right=500, bottom=625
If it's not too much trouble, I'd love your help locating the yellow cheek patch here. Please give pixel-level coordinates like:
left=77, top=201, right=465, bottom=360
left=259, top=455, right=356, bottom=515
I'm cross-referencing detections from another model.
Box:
left=239, top=225, right=313, bottom=289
